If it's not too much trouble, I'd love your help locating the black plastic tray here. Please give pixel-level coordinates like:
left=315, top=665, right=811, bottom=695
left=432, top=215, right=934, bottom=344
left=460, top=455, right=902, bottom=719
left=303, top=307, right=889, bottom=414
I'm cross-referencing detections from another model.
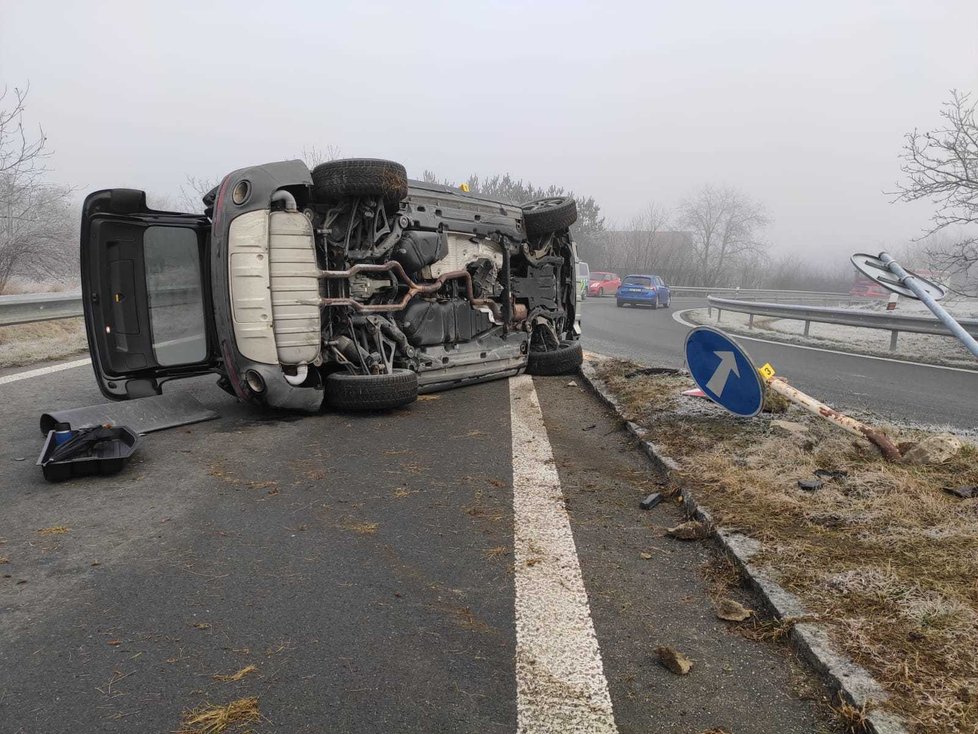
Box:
left=37, top=426, right=140, bottom=482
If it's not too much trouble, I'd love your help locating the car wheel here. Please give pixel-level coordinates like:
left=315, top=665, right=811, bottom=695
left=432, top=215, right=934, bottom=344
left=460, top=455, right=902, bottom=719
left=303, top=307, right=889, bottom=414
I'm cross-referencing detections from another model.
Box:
left=325, top=369, right=418, bottom=410
left=311, top=158, right=408, bottom=203
left=521, top=196, right=578, bottom=235
left=650, top=296, right=659, bottom=310
left=526, top=340, right=584, bottom=376
left=616, top=300, right=624, bottom=308
left=663, top=297, right=670, bottom=308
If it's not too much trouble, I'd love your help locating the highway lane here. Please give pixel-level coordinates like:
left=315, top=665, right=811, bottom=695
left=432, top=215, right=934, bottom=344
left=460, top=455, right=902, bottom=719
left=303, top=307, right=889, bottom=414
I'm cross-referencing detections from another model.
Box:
left=582, top=296, right=978, bottom=430
left=0, top=360, right=835, bottom=733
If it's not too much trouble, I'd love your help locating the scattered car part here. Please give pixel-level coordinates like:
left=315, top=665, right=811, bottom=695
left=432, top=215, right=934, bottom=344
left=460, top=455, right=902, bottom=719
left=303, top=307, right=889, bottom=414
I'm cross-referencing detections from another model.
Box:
left=37, top=425, right=139, bottom=482
left=639, top=492, right=663, bottom=510
left=814, top=468, right=848, bottom=482
left=944, top=485, right=978, bottom=499
left=40, top=393, right=218, bottom=436
left=797, top=479, right=824, bottom=491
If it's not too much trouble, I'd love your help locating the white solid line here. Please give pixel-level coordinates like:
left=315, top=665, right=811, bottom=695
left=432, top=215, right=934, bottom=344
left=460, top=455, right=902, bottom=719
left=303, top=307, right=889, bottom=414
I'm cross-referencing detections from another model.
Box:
left=509, top=374, right=618, bottom=734
left=672, top=309, right=978, bottom=375
left=0, top=358, right=91, bottom=387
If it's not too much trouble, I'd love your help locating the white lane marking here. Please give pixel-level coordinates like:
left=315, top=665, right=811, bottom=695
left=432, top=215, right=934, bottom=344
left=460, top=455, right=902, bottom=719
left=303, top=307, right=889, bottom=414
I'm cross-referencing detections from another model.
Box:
left=0, top=358, right=91, bottom=387
left=509, top=374, right=618, bottom=734
left=672, top=309, right=978, bottom=375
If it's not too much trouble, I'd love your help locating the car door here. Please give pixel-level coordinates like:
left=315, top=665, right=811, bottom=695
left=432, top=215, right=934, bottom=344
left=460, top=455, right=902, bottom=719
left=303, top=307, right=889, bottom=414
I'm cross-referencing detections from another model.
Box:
left=80, top=189, right=218, bottom=400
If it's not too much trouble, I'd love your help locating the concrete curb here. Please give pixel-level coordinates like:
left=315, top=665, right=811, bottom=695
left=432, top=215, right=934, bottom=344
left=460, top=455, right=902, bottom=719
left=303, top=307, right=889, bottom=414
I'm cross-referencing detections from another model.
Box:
left=578, top=357, right=909, bottom=734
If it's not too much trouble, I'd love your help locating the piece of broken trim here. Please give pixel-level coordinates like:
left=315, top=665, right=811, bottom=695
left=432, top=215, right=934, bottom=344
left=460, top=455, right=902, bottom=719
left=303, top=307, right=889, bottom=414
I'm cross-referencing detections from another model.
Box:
left=40, top=392, right=219, bottom=436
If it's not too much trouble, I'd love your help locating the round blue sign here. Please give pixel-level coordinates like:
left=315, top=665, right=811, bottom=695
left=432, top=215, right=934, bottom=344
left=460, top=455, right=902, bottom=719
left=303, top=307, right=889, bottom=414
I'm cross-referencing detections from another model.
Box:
left=683, top=326, right=764, bottom=417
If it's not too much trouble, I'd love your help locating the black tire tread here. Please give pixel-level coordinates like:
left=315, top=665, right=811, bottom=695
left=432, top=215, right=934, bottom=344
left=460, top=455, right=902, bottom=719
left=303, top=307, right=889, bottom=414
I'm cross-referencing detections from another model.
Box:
left=526, top=340, right=583, bottom=376
left=521, top=197, right=578, bottom=235
left=326, top=369, right=418, bottom=410
left=312, top=158, right=408, bottom=203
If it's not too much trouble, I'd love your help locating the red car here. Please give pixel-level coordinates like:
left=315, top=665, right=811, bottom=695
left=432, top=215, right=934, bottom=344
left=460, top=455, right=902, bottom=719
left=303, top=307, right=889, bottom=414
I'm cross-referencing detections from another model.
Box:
left=587, top=271, right=621, bottom=297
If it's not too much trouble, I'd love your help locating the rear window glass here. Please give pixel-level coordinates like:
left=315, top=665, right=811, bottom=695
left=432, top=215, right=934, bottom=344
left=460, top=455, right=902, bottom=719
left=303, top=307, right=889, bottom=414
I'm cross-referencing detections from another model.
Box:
left=144, top=227, right=208, bottom=366
left=576, top=262, right=590, bottom=279
left=623, top=276, right=652, bottom=287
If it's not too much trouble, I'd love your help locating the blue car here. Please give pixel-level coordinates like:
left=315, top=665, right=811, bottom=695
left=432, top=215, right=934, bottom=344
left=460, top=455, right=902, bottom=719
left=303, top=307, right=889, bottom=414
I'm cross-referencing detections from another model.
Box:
left=616, top=274, right=671, bottom=309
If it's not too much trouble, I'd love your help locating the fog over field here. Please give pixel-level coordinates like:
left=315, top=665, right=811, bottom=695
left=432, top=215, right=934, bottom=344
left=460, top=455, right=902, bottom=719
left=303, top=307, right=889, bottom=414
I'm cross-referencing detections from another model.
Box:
left=2, top=0, right=977, bottom=267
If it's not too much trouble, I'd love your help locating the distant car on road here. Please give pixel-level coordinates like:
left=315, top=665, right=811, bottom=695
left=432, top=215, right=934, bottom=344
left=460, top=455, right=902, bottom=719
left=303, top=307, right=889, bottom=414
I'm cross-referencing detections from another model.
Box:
left=587, top=271, right=621, bottom=297
left=616, top=274, right=671, bottom=309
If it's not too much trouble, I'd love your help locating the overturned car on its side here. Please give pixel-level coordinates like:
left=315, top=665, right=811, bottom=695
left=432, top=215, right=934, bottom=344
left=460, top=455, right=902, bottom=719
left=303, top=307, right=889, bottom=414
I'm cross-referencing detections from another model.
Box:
left=80, top=158, right=583, bottom=411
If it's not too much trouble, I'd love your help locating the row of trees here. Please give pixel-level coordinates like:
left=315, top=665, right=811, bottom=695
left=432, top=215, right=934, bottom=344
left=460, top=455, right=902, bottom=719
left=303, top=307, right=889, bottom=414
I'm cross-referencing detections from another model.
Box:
left=0, top=85, right=75, bottom=293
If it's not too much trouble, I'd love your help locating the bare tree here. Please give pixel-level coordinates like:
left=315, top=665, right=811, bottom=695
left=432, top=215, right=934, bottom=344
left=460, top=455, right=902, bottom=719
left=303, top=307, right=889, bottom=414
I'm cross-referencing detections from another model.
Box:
left=678, top=184, right=769, bottom=286
left=298, top=144, right=341, bottom=168
left=894, top=90, right=978, bottom=294
left=0, top=84, right=74, bottom=293
left=177, top=175, right=219, bottom=213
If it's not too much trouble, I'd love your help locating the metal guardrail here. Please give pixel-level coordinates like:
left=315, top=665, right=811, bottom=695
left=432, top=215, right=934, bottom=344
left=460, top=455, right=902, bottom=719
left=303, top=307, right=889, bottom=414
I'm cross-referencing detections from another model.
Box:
left=0, top=292, right=83, bottom=327
left=669, top=286, right=870, bottom=305
left=707, top=296, right=978, bottom=351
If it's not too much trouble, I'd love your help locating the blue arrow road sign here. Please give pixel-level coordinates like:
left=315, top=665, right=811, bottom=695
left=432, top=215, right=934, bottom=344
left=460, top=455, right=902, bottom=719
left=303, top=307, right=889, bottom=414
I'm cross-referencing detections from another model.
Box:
left=684, top=326, right=764, bottom=417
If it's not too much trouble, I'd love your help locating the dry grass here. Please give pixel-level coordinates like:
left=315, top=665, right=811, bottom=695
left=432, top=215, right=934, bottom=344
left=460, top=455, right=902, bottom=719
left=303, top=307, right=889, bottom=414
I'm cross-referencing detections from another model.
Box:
left=179, top=697, right=262, bottom=734
left=37, top=525, right=71, bottom=535
left=0, top=318, right=87, bottom=368
left=211, top=664, right=258, bottom=682
left=594, top=358, right=978, bottom=733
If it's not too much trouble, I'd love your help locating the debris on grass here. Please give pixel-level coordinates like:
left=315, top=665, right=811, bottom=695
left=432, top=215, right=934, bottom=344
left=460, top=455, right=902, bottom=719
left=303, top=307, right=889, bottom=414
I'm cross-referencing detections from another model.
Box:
left=797, top=478, right=823, bottom=491
left=655, top=646, right=693, bottom=675
left=944, top=485, right=978, bottom=499
left=594, top=356, right=978, bottom=731
left=639, top=552, right=653, bottom=560
left=179, top=696, right=262, bottom=734
left=639, top=492, right=663, bottom=510
left=666, top=520, right=710, bottom=540
left=211, top=665, right=258, bottom=682
left=484, top=546, right=509, bottom=559
left=37, top=525, right=70, bottom=535
left=715, top=598, right=753, bottom=622
left=192, top=622, right=212, bottom=630
left=0, top=556, right=8, bottom=564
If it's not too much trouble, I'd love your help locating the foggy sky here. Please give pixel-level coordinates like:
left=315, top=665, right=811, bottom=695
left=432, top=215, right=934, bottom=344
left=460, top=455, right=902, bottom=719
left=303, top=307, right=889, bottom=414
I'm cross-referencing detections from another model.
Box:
left=2, top=0, right=977, bottom=265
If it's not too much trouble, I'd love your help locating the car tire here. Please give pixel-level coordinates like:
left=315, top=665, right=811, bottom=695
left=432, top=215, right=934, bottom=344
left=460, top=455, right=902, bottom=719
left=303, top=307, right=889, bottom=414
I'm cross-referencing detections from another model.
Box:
left=663, top=297, right=670, bottom=308
left=521, top=196, right=578, bottom=235
left=650, top=296, right=659, bottom=310
left=526, top=340, right=584, bottom=376
left=311, top=158, right=408, bottom=203
left=325, top=369, right=418, bottom=410
left=616, top=300, right=624, bottom=308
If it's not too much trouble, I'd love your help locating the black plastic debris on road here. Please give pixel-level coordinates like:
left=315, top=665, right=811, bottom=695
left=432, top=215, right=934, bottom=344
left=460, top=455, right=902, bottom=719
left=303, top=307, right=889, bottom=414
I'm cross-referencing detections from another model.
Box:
left=640, top=492, right=663, bottom=510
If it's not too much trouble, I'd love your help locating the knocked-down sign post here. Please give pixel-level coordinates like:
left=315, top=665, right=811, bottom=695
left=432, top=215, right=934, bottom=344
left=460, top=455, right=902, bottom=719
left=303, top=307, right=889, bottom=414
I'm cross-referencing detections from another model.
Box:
left=684, top=326, right=902, bottom=461
left=852, top=251, right=978, bottom=361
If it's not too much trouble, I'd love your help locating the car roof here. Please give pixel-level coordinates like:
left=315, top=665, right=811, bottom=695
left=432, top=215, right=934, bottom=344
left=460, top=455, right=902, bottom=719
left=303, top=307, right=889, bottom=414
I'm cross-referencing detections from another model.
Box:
left=624, top=274, right=660, bottom=278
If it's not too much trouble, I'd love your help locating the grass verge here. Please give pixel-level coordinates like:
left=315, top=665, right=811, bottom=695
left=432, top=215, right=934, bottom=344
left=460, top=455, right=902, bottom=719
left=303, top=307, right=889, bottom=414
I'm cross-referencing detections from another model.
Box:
left=594, top=357, right=978, bottom=733
left=0, top=318, right=87, bottom=368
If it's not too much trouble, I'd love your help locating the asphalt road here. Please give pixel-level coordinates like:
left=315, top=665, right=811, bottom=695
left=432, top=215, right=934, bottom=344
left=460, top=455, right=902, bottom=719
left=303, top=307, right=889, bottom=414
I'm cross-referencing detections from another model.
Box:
left=582, top=296, right=978, bottom=430
left=0, top=360, right=838, bottom=733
